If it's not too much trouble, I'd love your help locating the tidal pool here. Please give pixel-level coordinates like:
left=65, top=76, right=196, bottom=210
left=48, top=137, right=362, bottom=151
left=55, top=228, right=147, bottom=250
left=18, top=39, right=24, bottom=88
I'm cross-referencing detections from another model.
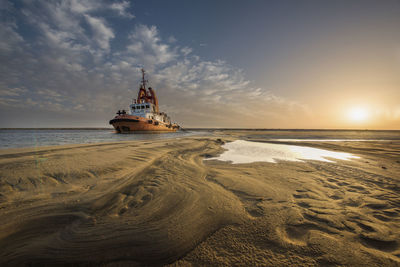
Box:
left=208, top=140, right=360, bottom=164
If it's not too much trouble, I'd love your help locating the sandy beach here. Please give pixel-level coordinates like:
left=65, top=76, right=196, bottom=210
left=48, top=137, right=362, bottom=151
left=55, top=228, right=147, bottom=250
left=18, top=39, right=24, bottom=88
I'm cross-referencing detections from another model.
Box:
left=0, top=132, right=399, bottom=266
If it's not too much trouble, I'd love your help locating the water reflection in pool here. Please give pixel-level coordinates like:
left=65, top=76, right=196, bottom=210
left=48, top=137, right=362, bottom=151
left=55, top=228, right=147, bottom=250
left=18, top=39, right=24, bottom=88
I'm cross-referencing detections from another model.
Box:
left=208, top=140, right=360, bottom=164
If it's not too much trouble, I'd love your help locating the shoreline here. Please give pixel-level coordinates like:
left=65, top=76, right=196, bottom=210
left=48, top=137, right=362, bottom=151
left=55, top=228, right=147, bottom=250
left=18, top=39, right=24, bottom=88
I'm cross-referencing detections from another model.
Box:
left=1, top=128, right=399, bottom=151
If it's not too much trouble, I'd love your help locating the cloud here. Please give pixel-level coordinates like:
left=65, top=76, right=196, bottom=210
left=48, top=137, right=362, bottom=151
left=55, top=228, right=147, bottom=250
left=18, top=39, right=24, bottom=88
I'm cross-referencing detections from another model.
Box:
left=127, top=25, right=177, bottom=68
left=19, top=0, right=132, bottom=54
left=181, top=47, right=192, bottom=56
left=0, top=87, right=27, bottom=97
left=110, top=1, right=135, bottom=19
left=84, top=15, right=114, bottom=50
left=167, top=36, right=177, bottom=43
left=0, top=22, right=23, bottom=53
left=149, top=58, right=310, bottom=127
left=0, top=1, right=310, bottom=128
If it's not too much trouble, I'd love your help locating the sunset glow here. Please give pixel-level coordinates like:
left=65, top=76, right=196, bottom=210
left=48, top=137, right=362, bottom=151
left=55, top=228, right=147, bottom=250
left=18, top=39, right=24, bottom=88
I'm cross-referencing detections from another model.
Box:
left=348, top=107, right=369, bottom=123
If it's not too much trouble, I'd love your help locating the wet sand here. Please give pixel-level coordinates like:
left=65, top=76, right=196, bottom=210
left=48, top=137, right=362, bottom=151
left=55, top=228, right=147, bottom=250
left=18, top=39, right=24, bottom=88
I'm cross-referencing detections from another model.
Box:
left=0, top=132, right=399, bottom=266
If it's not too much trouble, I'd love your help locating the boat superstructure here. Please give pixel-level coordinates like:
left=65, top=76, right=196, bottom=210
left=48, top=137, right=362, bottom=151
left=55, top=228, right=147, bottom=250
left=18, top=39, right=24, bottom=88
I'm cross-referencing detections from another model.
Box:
left=109, top=69, right=180, bottom=133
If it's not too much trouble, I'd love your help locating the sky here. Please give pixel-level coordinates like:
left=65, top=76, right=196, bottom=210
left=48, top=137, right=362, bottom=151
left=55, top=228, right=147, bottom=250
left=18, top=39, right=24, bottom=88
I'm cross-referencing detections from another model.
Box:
left=0, top=0, right=399, bottom=129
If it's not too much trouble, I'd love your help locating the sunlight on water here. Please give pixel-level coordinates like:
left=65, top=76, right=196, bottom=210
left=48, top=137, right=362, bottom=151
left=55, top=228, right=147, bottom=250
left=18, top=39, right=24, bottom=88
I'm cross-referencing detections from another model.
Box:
left=208, top=140, right=360, bottom=164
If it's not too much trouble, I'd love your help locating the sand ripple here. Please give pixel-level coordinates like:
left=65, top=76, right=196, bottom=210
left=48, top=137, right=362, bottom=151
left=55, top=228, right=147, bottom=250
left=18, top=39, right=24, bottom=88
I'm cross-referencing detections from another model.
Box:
left=0, top=139, right=245, bottom=265
left=1, top=136, right=400, bottom=266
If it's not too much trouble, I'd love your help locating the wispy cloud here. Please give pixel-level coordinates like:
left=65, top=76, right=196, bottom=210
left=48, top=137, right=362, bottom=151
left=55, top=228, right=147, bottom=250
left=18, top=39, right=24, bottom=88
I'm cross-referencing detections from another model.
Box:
left=0, top=0, right=310, bottom=127
left=0, top=87, right=27, bottom=97
left=127, top=24, right=177, bottom=68
left=110, top=1, right=135, bottom=19
left=0, top=22, right=24, bottom=53
left=84, top=15, right=114, bottom=51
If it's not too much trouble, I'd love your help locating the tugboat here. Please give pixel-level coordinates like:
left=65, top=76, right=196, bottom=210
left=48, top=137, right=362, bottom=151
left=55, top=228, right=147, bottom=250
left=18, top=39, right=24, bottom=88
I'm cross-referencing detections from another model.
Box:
left=109, top=69, right=180, bottom=133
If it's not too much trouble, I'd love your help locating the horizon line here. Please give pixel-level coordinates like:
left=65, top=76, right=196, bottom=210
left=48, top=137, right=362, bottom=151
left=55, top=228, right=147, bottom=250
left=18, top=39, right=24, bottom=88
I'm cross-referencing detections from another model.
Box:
left=0, top=128, right=399, bottom=131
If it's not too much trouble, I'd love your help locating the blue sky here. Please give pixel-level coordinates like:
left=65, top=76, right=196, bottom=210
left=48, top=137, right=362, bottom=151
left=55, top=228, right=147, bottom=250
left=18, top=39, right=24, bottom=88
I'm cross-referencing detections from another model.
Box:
left=1, top=0, right=399, bottom=128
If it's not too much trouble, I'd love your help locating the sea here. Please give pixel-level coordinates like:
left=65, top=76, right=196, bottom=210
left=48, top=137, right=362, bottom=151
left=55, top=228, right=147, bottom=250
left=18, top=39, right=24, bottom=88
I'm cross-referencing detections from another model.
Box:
left=0, top=129, right=399, bottom=149
left=0, top=129, right=206, bottom=149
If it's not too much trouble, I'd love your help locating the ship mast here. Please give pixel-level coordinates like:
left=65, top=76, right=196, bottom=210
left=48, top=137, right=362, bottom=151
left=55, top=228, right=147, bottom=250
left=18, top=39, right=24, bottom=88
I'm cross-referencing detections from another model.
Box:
left=141, top=68, right=147, bottom=89
left=136, top=69, right=158, bottom=112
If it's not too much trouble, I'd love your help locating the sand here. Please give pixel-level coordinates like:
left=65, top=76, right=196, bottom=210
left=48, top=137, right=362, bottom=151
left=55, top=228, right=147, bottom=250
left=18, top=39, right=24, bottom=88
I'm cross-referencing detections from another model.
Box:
left=0, top=132, right=399, bottom=266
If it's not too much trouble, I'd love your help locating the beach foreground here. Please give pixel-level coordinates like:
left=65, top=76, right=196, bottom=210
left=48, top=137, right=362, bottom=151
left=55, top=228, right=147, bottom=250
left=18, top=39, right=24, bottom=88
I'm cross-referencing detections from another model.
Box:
left=0, top=133, right=399, bottom=266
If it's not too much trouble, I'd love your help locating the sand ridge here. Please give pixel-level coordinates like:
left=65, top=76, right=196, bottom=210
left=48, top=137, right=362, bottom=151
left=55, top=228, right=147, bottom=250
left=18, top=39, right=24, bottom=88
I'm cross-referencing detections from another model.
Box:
left=0, top=134, right=400, bottom=266
left=175, top=138, right=400, bottom=266
left=0, top=138, right=246, bottom=265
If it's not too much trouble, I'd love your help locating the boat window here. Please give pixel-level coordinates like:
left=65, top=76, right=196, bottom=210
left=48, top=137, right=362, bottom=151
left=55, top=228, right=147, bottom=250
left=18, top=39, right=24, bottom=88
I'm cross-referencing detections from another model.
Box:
left=146, top=104, right=150, bottom=109
left=141, top=105, right=145, bottom=109
left=132, top=106, right=136, bottom=110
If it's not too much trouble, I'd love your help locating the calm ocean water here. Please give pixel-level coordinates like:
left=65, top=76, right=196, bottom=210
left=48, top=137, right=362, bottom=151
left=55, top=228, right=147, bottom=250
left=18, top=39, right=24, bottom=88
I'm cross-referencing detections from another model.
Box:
left=0, top=129, right=398, bottom=149
left=0, top=129, right=206, bottom=149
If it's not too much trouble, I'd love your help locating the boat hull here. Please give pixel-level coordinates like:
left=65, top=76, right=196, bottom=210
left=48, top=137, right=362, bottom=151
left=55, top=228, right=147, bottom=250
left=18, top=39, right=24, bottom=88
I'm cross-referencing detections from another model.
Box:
left=109, top=115, right=178, bottom=133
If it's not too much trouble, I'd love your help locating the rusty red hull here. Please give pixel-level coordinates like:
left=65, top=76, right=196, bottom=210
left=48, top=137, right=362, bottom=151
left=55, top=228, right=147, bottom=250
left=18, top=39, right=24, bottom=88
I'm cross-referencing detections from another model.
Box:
left=109, top=115, right=178, bottom=133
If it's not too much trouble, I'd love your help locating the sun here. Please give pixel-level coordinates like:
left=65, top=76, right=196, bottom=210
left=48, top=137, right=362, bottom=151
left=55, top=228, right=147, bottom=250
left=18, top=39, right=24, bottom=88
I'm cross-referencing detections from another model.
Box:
left=348, top=107, right=369, bottom=122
